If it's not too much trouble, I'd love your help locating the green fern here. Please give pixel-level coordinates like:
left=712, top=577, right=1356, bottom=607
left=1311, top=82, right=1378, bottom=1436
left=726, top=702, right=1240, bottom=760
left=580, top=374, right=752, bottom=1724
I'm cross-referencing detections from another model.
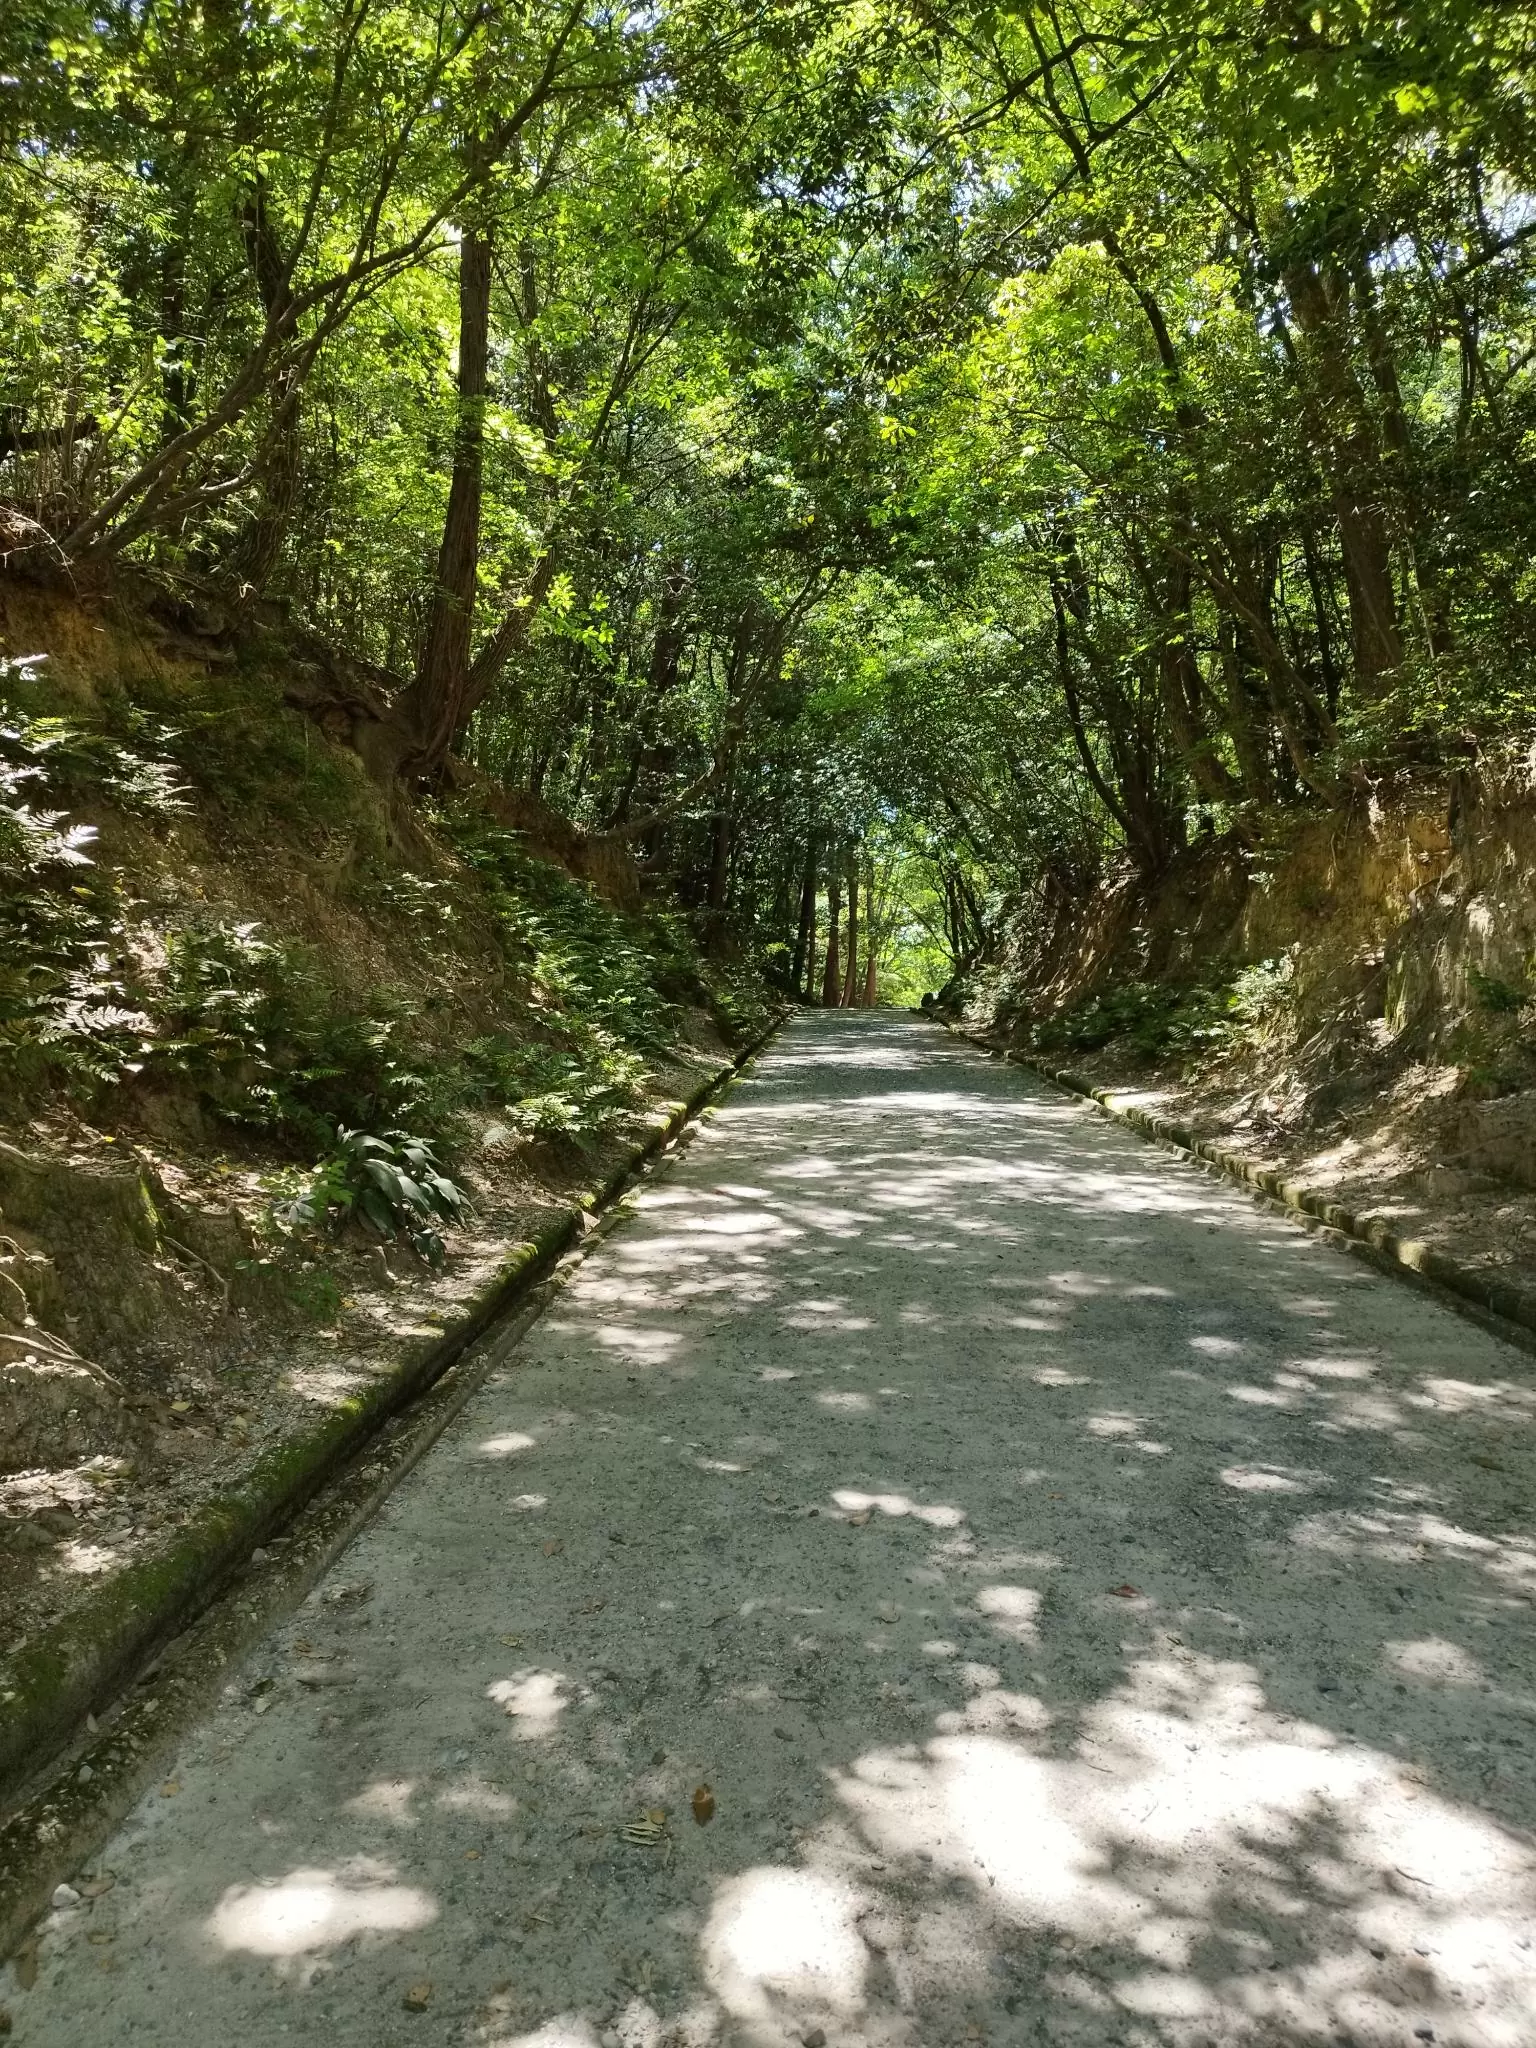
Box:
left=279, top=1128, right=470, bottom=1265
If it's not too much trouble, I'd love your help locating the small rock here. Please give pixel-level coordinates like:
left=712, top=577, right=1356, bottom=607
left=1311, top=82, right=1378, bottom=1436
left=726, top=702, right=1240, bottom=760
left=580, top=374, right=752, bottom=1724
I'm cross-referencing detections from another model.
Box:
left=601, top=2033, right=621, bottom=2048
left=876, top=1601, right=900, bottom=1624
left=249, top=1547, right=269, bottom=1567
left=1414, top=2030, right=1434, bottom=2043
left=802, top=2031, right=826, bottom=2048
left=323, top=1580, right=372, bottom=1606
left=76, top=1763, right=93, bottom=1784
left=51, top=1883, right=80, bottom=1908
left=402, top=1980, right=433, bottom=2012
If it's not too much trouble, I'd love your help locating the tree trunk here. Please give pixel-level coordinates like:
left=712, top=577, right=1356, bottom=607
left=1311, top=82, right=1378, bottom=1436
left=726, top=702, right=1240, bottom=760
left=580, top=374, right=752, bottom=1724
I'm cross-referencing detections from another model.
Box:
left=1284, top=258, right=1404, bottom=695
left=1218, top=615, right=1276, bottom=803
left=820, top=869, right=842, bottom=1007
left=790, top=838, right=818, bottom=999
left=706, top=808, right=731, bottom=918
left=841, top=858, right=860, bottom=1008
left=227, top=171, right=300, bottom=592
left=405, top=225, right=493, bottom=779
left=610, top=562, right=689, bottom=827
left=1150, top=554, right=1244, bottom=807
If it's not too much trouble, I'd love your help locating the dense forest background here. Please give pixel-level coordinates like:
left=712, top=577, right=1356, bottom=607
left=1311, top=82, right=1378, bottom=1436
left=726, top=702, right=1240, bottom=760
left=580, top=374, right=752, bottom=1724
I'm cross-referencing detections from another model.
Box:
left=4, top=0, right=1536, bottom=1003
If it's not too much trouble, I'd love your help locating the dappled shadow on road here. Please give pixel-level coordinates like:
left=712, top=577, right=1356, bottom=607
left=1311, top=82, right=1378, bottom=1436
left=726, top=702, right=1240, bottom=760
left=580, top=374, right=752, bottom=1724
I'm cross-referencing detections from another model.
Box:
left=472, top=1013, right=1536, bottom=2045
left=20, top=1012, right=1536, bottom=2048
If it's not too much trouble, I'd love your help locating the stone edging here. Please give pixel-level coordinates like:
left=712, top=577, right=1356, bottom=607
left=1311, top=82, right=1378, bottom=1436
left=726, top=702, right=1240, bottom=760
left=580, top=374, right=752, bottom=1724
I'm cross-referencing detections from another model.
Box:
left=950, top=1026, right=1536, bottom=1346
left=0, top=1016, right=786, bottom=1819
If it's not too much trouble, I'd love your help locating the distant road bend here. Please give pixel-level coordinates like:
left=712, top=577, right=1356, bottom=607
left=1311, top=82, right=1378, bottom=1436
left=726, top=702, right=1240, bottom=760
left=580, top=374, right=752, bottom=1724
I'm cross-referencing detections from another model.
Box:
left=11, top=1010, right=1536, bottom=2047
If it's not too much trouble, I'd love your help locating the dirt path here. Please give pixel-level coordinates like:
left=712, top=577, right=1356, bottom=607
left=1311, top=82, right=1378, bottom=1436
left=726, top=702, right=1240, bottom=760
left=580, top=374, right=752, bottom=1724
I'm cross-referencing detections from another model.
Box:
left=9, top=1012, right=1536, bottom=2048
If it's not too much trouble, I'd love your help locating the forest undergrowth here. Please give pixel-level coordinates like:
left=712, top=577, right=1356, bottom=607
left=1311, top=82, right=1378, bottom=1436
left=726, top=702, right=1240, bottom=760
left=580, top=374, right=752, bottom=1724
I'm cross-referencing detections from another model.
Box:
left=0, top=575, right=775, bottom=1657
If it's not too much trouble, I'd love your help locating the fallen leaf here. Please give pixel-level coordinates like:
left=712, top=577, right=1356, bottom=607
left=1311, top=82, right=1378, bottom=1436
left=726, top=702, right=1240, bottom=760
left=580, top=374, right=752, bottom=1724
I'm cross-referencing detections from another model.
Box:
left=692, top=1783, right=716, bottom=1825
left=160, top=1780, right=180, bottom=1797
left=169, top=1401, right=192, bottom=1414
left=847, top=1510, right=871, bottom=1527
left=78, top=1877, right=115, bottom=1899
left=465, top=1849, right=481, bottom=1861
left=1108, top=1584, right=1141, bottom=1599
left=499, top=1633, right=524, bottom=1648
left=402, top=1980, right=433, bottom=2012
left=542, top=1539, right=564, bottom=1557
left=621, top=1812, right=667, bottom=1845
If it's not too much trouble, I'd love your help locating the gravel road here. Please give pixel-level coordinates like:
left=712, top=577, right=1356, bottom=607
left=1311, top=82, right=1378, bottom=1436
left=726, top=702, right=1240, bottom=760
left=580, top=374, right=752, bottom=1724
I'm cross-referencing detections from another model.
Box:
left=8, top=1010, right=1536, bottom=2047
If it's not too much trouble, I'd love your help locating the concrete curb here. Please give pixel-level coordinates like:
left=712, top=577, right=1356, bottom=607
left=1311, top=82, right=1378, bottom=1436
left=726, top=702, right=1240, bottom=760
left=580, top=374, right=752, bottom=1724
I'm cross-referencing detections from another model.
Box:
left=0, top=1015, right=786, bottom=1817
left=949, top=1026, right=1536, bottom=1347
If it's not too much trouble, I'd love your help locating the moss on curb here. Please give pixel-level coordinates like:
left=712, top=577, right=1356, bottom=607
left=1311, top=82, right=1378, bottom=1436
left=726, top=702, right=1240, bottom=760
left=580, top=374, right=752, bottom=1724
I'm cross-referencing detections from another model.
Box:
left=0, top=1017, right=786, bottom=1811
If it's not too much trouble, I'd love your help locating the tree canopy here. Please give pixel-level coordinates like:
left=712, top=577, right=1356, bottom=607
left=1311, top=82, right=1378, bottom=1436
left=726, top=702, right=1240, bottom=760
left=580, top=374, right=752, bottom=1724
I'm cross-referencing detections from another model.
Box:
left=5, top=0, right=1535, bottom=998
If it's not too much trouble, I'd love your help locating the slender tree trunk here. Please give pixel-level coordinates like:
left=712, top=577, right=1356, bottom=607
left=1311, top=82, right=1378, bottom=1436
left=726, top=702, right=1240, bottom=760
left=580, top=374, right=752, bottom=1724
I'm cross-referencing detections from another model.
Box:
left=841, top=858, right=860, bottom=1008
left=1148, top=551, right=1244, bottom=806
left=1285, top=258, right=1404, bottom=695
left=406, top=225, right=493, bottom=778
left=790, top=838, right=818, bottom=999
left=821, top=868, right=842, bottom=1007
left=228, top=172, right=300, bottom=591
left=1218, top=615, right=1276, bottom=803
left=706, top=808, right=731, bottom=918
left=861, top=853, right=879, bottom=1006
left=610, top=563, right=689, bottom=827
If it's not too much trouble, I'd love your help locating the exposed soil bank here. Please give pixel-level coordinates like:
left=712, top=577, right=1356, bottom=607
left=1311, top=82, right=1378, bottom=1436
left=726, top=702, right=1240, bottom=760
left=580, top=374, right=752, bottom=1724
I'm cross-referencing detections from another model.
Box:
left=951, top=773, right=1536, bottom=1310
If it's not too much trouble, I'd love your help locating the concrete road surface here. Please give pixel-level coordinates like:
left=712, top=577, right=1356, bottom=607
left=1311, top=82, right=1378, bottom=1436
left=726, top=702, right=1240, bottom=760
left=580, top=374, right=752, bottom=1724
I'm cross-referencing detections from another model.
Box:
left=8, top=1011, right=1536, bottom=2047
